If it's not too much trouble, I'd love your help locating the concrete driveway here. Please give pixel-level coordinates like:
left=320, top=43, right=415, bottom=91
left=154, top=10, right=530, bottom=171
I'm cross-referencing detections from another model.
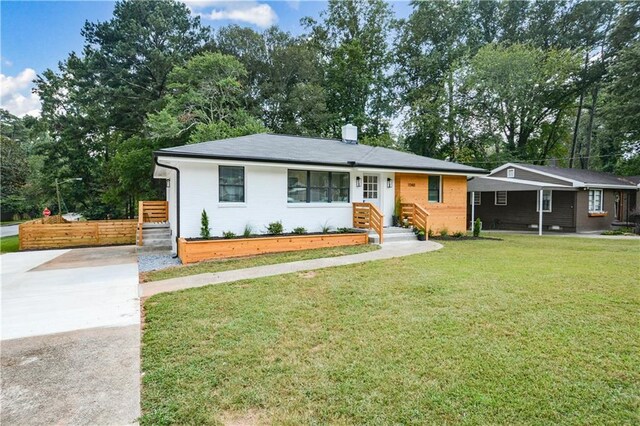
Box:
left=1, top=245, right=140, bottom=425
left=1, top=224, right=19, bottom=237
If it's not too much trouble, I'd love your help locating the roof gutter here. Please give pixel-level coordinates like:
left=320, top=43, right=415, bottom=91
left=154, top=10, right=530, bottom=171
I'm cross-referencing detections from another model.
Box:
left=154, top=155, right=180, bottom=257
left=154, top=151, right=488, bottom=176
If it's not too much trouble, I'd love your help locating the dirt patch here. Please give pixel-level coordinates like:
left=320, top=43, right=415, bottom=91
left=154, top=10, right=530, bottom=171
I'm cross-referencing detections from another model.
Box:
left=31, top=245, right=137, bottom=271
left=298, top=271, right=317, bottom=279
left=221, top=408, right=265, bottom=426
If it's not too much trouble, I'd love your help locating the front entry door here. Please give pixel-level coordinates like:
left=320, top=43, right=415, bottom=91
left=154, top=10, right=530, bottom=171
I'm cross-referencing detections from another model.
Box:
left=363, top=174, right=380, bottom=208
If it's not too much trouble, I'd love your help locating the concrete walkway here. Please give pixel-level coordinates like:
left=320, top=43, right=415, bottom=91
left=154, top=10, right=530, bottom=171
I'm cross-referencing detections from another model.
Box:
left=1, top=245, right=140, bottom=425
left=142, top=240, right=443, bottom=297
left=1, top=224, right=19, bottom=237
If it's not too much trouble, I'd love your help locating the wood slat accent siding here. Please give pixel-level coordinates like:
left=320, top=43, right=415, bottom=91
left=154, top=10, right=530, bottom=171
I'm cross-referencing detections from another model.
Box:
left=19, top=220, right=137, bottom=250
left=178, top=233, right=368, bottom=264
left=395, top=174, right=467, bottom=233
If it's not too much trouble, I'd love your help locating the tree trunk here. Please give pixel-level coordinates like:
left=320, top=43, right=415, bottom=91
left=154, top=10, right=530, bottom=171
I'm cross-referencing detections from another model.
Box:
left=447, top=69, right=455, bottom=160
left=581, top=85, right=599, bottom=170
left=569, top=50, right=590, bottom=168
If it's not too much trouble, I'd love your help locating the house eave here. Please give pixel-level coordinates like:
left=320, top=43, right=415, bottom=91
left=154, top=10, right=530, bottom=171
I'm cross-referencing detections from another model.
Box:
left=153, top=151, right=488, bottom=176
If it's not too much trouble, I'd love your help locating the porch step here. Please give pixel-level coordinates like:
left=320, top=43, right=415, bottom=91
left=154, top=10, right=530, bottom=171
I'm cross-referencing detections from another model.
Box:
left=138, top=222, right=172, bottom=253
left=368, top=226, right=418, bottom=244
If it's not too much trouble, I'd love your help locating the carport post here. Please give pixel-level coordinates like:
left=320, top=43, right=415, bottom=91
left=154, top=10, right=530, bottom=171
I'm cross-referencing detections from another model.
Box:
left=538, top=188, right=543, bottom=236
left=470, top=191, right=475, bottom=231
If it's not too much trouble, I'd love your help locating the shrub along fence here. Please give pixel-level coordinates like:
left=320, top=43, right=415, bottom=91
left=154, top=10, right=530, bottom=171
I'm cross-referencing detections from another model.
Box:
left=19, top=219, right=137, bottom=250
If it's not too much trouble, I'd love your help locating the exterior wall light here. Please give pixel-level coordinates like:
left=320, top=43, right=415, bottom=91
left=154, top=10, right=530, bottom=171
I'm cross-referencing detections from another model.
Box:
left=387, top=178, right=393, bottom=188
left=356, top=176, right=362, bottom=187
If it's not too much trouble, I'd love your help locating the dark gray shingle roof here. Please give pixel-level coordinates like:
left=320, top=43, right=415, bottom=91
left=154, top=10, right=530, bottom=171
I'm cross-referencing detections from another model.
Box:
left=156, top=133, right=486, bottom=174
left=512, top=163, right=638, bottom=187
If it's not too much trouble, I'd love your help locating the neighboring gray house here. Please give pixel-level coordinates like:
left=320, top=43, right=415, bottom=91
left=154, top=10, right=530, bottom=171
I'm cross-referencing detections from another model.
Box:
left=467, top=163, right=639, bottom=233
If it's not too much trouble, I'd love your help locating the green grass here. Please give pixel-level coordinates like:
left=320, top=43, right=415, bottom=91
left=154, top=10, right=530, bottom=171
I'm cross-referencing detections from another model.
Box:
left=141, top=244, right=380, bottom=282
left=0, top=235, right=19, bottom=254
left=141, top=235, right=640, bottom=425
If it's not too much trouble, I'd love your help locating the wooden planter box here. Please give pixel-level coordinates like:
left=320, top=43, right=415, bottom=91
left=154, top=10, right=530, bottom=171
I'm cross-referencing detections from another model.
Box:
left=178, top=233, right=369, bottom=264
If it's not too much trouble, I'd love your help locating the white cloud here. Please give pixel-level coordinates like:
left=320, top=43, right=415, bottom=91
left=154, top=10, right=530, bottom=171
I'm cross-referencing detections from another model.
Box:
left=185, top=1, right=278, bottom=28
left=0, top=68, right=41, bottom=117
left=287, top=0, right=300, bottom=10
left=1, top=56, right=13, bottom=68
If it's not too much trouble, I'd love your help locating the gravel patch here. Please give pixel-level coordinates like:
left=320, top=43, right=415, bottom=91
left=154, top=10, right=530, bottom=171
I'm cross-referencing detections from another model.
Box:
left=138, top=253, right=181, bottom=272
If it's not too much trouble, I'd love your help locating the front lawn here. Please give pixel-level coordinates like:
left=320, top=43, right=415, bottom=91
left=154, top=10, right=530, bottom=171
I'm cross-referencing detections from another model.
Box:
left=141, top=244, right=380, bottom=282
left=142, top=235, right=640, bottom=425
left=0, top=235, right=19, bottom=254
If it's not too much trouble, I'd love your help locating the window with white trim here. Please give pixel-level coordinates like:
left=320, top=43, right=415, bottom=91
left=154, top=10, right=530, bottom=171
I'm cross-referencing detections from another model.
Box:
left=471, top=192, right=481, bottom=205
left=495, top=191, right=507, bottom=206
left=536, top=189, right=552, bottom=212
left=588, top=189, right=603, bottom=212
left=287, top=170, right=350, bottom=203
left=219, top=166, right=245, bottom=202
left=507, top=168, right=515, bottom=178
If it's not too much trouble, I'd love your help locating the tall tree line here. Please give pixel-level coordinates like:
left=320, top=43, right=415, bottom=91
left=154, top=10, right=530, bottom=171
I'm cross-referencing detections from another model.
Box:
left=1, top=0, right=638, bottom=220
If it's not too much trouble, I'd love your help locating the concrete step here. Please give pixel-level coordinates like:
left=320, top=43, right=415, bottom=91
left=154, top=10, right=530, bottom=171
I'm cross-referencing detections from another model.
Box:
left=142, top=229, right=171, bottom=237
left=368, top=232, right=418, bottom=244
left=379, top=227, right=416, bottom=235
left=142, top=237, right=172, bottom=245
left=142, top=222, right=169, bottom=229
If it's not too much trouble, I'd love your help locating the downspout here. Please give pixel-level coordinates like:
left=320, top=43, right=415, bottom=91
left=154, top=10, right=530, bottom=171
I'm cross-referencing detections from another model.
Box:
left=154, top=155, right=180, bottom=258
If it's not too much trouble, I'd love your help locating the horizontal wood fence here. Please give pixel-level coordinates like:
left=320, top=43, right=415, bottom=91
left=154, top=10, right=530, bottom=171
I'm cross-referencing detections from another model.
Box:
left=19, top=219, right=137, bottom=250
left=138, top=200, right=169, bottom=246
left=352, top=202, right=384, bottom=243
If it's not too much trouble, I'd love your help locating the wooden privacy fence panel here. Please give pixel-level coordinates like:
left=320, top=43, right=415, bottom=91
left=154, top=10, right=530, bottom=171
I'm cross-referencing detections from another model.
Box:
left=139, top=201, right=168, bottom=223
left=19, top=220, right=137, bottom=250
left=352, top=202, right=384, bottom=243
left=400, top=203, right=430, bottom=235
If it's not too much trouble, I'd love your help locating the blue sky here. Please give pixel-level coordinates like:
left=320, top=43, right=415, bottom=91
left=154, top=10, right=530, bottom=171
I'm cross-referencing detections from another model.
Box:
left=1, top=1, right=412, bottom=117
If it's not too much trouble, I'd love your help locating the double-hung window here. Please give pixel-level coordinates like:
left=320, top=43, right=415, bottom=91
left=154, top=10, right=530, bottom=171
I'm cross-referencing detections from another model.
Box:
left=536, top=190, right=552, bottom=212
left=588, top=189, right=603, bottom=212
left=288, top=170, right=350, bottom=203
left=495, top=191, right=507, bottom=206
left=428, top=176, right=441, bottom=202
left=219, top=166, right=245, bottom=203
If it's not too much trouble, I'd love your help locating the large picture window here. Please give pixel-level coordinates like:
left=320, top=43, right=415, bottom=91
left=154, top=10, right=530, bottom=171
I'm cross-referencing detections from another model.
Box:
left=288, top=170, right=350, bottom=203
left=219, top=166, right=245, bottom=203
left=428, top=176, right=441, bottom=202
left=588, top=189, right=603, bottom=212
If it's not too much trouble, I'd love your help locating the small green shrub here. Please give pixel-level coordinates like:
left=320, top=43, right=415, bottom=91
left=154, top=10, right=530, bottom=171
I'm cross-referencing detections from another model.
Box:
left=222, top=231, right=236, bottom=239
left=292, top=227, right=307, bottom=234
left=321, top=221, right=332, bottom=233
left=418, top=230, right=426, bottom=236
left=266, top=221, right=283, bottom=235
left=336, top=227, right=351, bottom=233
left=200, top=209, right=210, bottom=239
left=243, top=224, right=253, bottom=238
left=440, top=227, right=449, bottom=237
left=428, top=228, right=434, bottom=238
left=473, top=218, right=482, bottom=237
left=453, top=231, right=465, bottom=238
left=601, top=227, right=633, bottom=235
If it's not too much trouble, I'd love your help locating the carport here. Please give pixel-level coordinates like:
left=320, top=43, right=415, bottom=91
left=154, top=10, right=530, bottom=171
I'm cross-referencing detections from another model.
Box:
left=467, top=177, right=573, bottom=235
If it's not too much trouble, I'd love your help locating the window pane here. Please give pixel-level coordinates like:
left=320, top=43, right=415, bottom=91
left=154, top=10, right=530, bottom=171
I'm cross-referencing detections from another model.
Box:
left=331, top=172, right=349, bottom=189
left=428, top=176, right=440, bottom=202
left=310, top=188, right=329, bottom=202
left=288, top=170, right=307, bottom=203
left=220, top=185, right=244, bottom=202
left=219, top=166, right=244, bottom=202
left=310, top=171, right=329, bottom=187
left=332, top=188, right=350, bottom=202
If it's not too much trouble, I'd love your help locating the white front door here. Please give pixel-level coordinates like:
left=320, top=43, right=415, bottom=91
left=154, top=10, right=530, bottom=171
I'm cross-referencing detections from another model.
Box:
left=363, top=174, right=380, bottom=208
